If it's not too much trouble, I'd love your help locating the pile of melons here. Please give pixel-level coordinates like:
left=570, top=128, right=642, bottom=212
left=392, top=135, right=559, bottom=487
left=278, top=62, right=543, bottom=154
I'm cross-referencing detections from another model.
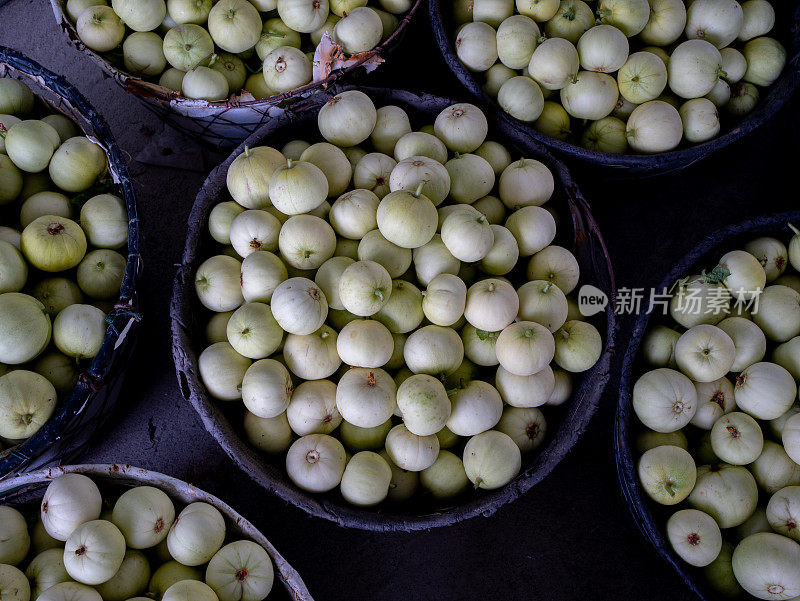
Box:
left=451, top=0, right=787, bottom=154
left=65, top=0, right=410, bottom=102
left=633, top=224, right=800, bottom=599
left=193, top=90, right=605, bottom=508
left=0, top=472, right=276, bottom=601
left=0, top=77, right=128, bottom=452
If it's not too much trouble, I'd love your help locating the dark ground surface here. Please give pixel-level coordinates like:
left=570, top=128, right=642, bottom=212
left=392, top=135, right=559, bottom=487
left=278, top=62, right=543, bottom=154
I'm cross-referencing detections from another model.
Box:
left=1, top=2, right=798, bottom=600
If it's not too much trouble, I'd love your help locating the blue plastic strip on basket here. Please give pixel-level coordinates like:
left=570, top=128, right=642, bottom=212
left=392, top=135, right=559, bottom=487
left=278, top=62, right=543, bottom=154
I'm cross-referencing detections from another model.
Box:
left=0, top=46, right=142, bottom=478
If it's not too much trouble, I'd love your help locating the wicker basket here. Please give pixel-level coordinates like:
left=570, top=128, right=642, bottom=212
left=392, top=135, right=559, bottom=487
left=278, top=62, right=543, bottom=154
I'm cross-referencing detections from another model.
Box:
left=49, top=0, right=423, bottom=150
left=171, top=85, right=619, bottom=531
left=429, top=0, right=800, bottom=176
left=0, top=47, right=142, bottom=478
left=0, top=464, right=314, bottom=601
left=614, top=211, right=800, bottom=600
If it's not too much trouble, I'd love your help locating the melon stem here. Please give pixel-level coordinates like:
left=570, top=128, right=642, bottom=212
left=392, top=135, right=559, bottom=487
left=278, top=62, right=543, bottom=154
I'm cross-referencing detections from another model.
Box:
left=190, top=53, right=213, bottom=72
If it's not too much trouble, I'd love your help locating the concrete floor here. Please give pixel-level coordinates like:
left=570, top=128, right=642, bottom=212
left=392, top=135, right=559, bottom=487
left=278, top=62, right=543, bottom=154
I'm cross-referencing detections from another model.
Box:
left=1, top=1, right=798, bottom=599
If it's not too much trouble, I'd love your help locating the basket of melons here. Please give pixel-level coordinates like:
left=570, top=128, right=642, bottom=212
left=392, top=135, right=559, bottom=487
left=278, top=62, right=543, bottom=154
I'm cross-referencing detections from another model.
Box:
left=171, top=85, right=618, bottom=531
left=0, top=464, right=314, bottom=600
left=0, top=47, right=141, bottom=478
left=616, top=211, right=800, bottom=599
left=50, top=0, right=422, bottom=149
left=430, top=0, right=800, bottom=175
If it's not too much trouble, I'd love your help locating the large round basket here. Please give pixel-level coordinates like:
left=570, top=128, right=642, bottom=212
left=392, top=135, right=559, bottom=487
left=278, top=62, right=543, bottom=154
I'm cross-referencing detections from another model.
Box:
left=0, top=47, right=142, bottom=478
left=171, top=85, right=618, bottom=531
left=614, top=210, right=800, bottom=599
left=0, top=463, right=314, bottom=601
left=49, top=0, right=423, bottom=150
left=429, top=0, right=800, bottom=176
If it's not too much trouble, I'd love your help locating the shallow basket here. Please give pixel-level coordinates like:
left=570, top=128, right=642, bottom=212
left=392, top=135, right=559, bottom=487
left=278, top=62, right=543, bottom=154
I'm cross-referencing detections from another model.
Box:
left=0, top=464, right=314, bottom=601
left=614, top=210, right=800, bottom=600
left=429, top=0, right=800, bottom=176
left=171, top=86, right=618, bottom=531
left=50, top=0, right=423, bottom=150
left=0, top=47, right=142, bottom=478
